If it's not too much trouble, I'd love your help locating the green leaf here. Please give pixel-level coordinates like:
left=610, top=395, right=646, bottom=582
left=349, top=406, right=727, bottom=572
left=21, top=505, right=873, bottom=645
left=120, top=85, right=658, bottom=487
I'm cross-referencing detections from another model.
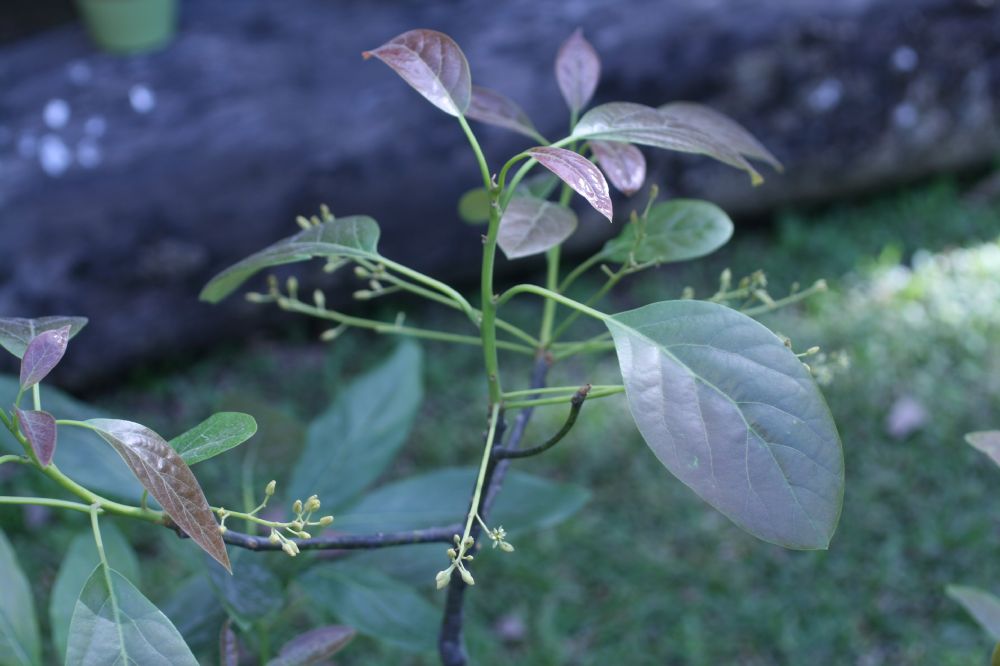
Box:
left=498, top=196, right=578, bottom=260
left=659, top=101, right=783, bottom=171
left=555, top=28, right=601, bottom=114
left=170, top=412, right=258, bottom=465
left=948, top=585, right=1000, bottom=640
left=363, top=29, right=471, bottom=117
left=0, top=316, right=87, bottom=359
left=267, top=626, right=356, bottom=666
left=601, top=199, right=733, bottom=264
left=605, top=300, right=843, bottom=549
left=457, top=187, right=491, bottom=224
left=206, top=551, right=282, bottom=631
left=336, top=467, right=590, bottom=534
left=466, top=86, right=539, bottom=139
left=590, top=140, right=646, bottom=196
left=572, top=102, right=763, bottom=185
left=14, top=408, right=56, bottom=467
left=0, top=530, right=40, bottom=666
left=966, top=431, right=1000, bottom=468
left=299, top=563, right=438, bottom=652
left=527, top=146, right=612, bottom=222
left=160, top=574, right=226, bottom=652
left=86, top=418, right=231, bottom=572
left=289, top=342, right=422, bottom=509
left=65, top=567, right=198, bottom=666
left=49, top=524, right=140, bottom=661
left=200, top=216, right=381, bottom=304
left=19, top=325, right=71, bottom=389
left=0, top=376, right=141, bottom=499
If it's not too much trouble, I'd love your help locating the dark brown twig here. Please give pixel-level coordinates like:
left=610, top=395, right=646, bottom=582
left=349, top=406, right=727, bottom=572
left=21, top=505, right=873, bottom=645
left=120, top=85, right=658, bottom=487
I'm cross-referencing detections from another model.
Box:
left=493, top=384, right=590, bottom=460
left=169, top=522, right=461, bottom=551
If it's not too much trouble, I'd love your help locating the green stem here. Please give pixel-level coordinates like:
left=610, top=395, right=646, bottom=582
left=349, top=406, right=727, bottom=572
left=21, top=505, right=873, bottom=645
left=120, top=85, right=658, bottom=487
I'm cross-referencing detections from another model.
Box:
left=496, top=284, right=608, bottom=323
left=0, top=455, right=29, bottom=466
left=376, top=256, right=477, bottom=322
left=558, top=251, right=605, bottom=293
left=90, top=505, right=129, bottom=665
left=0, top=496, right=95, bottom=514
left=539, top=246, right=561, bottom=347
left=552, top=341, right=615, bottom=361
left=741, top=281, right=828, bottom=317
left=32, top=384, right=41, bottom=411
left=501, top=384, right=622, bottom=399
left=460, top=404, right=502, bottom=547
left=458, top=114, right=492, bottom=191
left=504, top=386, right=624, bottom=410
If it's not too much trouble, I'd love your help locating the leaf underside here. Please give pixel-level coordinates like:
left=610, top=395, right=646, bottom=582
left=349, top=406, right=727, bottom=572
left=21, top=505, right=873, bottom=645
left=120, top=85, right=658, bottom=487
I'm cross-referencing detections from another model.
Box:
left=966, top=431, right=1000, bottom=469
left=555, top=28, right=601, bottom=113
left=659, top=101, right=783, bottom=171
left=19, top=325, right=71, bottom=389
left=606, top=300, right=843, bottom=549
left=590, top=140, right=646, bottom=196
left=527, top=146, right=612, bottom=222
left=948, top=585, right=1000, bottom=640
left=15, top=408, right=57, bottom=467
left=0, top=316, right=87, bottom=359
left=267, top=626, right=356, bottom=666
left=466, top=85, right=538, bottom=139
left=498, top=196, right=578, bottom=259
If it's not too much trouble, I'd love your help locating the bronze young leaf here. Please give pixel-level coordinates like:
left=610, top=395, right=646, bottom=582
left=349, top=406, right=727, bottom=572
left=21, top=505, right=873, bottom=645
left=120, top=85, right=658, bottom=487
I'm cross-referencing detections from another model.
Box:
left=19, top=325, right=72, bottom=389
left=526, top=146, right=613, bottom=222
left=15, top=408, right=57, bottom=467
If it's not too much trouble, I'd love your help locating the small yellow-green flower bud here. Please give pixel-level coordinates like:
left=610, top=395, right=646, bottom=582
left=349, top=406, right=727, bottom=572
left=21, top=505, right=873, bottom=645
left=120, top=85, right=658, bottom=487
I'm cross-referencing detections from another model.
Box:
left=463, top=536, right=475, bottom=548
left=313, top=290, right=326, bottom=310
left=296, top=215, right=312, bottom=230
left=292, top=499, right=303, bottom=514
left=269, top=531, right=280, bottom=545
left=282, top=541, right=299, bottom=557
left=499, top=541, right=515, bottom=553
left=447, top=548, right=457, bottom=559
left=297, top=531, right=311, bottom=539
left=291, top=520, right=304, bottom=531
left=305, top=495, right=321, bottom=512
left=265, top=480, right=276, bottom=497
left=460, top=568, right=475, bottom=586
left=218, top=525, right=228, bottom=534
left=286, top=276, right=299, bottom=294
left=436, top=569, right=452, bottom=589
left=319, top=515, right=334, bottom=526
left=354, top=265, right=369, bottom=279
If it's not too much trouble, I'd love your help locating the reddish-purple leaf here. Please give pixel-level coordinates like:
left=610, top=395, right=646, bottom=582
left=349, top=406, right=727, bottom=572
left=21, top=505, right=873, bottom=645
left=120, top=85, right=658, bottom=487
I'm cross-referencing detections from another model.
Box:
left=15, top=408, right=56, bottom=467
left=555, top=28, right=601, bottom=114
left=466, top=86, right=539, bottom=139
left=590, top=140, right=646, bottom=196
left=0, top=316, right=87, bottom=359
left=363, top=29, right=471, bottom=117
left=659, top=102, right=783, bottom=171
left=527, top=147, right=612, bottom=222
left=498, top=196, right=578, bottom=259
left=86, top=418, right=231, bottom=573
left=19, top=325, right=71, bottom=389
left=220, top=619, right=239, bottom=666
left=267, top=626, right=356, bottom=666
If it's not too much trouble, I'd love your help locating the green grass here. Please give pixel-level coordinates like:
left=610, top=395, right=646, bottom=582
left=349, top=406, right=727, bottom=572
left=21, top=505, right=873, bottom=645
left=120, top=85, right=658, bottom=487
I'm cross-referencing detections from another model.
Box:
left=4, top=177, right=1000, bottom=664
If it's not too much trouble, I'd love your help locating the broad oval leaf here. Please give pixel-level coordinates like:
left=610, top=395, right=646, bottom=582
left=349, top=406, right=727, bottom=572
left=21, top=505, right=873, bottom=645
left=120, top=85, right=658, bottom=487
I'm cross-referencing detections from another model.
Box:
left=466, top=86, right=539, bottom=139
left=66, top=566, right=198, bottom=666
left=298, top=563, right=437, bottom=652
left=572, top=102, right=763, bottom=185
left=200, top=216, right=381, bottom=304
left=336, top=467, right=590, bottom=534
left=659, top=101, right=782, bottom=171
left=0, top=376, right=141, bottom=500
left=219, top=620, right=238, bottom=666
left=0, top=530, right=41, bottom=666
left=49, top=525, right=140, bottom=662
left=0, top=316, right=87, bottom=359
left=966, top=431, right=1000, bottom=469
left=590, top=140, right=646, bottom=196
left=948, top=585, right=1000, bottom=640
left=606, top=300, right=843, bottom=550
left=289, top=342, right=422, bottom=509
left=457, top=187, right=491, bottom=224
left=14, top=408, right=56, bottom=467
left=363, top=29, right=471, bottom=117
left=267, top=626, right=356, bottom=666
left=19, top=325, right=71, bottom=389
left=207, top=551, right=282, bottom=631
left=171, top=412, right=258, bottom=465
left=527, top=146, right=612, bottom=222
left=161, top=574, right=226, bottom=653
left=86, top=418, right=231, bottom=572
left=498, top=196, right=578, bottom=260
left=555, top=28, right=601, bottom=114
left=601, top=199, right=733, bottom=264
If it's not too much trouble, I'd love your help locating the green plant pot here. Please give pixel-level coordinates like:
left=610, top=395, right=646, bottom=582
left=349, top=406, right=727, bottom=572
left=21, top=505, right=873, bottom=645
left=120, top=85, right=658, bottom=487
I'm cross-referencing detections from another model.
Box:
left=76, top=0, right=178, bottom=54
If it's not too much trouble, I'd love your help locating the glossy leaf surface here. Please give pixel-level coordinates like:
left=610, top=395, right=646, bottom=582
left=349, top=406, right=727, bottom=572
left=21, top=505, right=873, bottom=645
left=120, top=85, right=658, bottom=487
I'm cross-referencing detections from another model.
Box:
left=498, top=196, right=578, bottom=259
left=948, top=585, right=1000, bottom=640
left=466, top=86, right=538, bottom=139
left=171, top=412, right=258, bottom=465
left=337, top=467, right=590, bottom=534
left=87, top=418, right=231, bottom=571
left=572, top=102, right=763, bottom=184
left=267, top=626, right=356, bottom=666
left=65, top=567, right=198, bottom=666
left=966, top=431, right=1000, bottom=469
left=14, top=408, right=56, bottom=467
left=299, top=563, right=437, bottom=652
left=19, top=325, right=71, bottom=389
left=659, top=101, right=782, bottom=171
left=555, top=28, right=600, bottom=113
left=0, top=377, right=141, bottom=499
left=527, top=146, right=612, bottom=222
left=0, top=316, right=87, bottom=359
left=590, top=140, right=646, bottom=196
left=363, top=29, right=471, bottom=116
left=0, top=530, right=40, bottom=666
left=50, top=525, right=140, bottom=661
left=601, top=199, right=733, bottom=264
left=200, top=216, right=380, bottom=303
left=290, top=342, right=422, bottom=508
left=606, top=300, right=843, bottom=549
